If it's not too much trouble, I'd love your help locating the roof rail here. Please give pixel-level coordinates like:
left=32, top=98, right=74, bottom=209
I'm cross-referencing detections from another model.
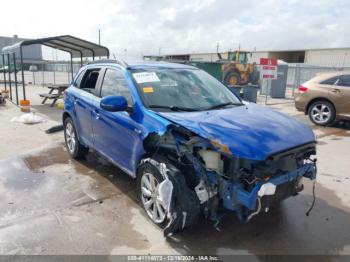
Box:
left=88, top=59, right=129, bottom=67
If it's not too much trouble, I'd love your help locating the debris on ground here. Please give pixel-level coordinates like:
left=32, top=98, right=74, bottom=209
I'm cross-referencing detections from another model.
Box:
left=11, top=112, right=45, bottom=125
left=45, top=125, right=64, bottom=134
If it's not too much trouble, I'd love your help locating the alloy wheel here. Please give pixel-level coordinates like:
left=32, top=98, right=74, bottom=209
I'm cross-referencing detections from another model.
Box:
left=65, top=122, right=76, bottom=154
left=140, top=172, right=166, bottom=224
left=310, top=104, right=331, bottom=124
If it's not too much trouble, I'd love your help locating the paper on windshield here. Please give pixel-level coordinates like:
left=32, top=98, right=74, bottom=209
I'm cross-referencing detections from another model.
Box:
left=143, top=87, right=154, bottom=93
left=133, top=72, right=160, bottom=84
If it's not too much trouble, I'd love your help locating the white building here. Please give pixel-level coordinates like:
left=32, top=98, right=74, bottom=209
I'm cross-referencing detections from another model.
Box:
left=249, top=48, right=350, bottom=67
left=158, top=47, right=350, bottom=67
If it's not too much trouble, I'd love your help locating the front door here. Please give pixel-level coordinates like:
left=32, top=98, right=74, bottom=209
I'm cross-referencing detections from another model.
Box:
left=91, top=68, right=144, bottom=175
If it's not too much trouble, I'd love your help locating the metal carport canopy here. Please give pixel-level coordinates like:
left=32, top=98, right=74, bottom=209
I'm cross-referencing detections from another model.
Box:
left=1, top=34, right=110, bottom=60
left=1, top=35, right=110, bottom=102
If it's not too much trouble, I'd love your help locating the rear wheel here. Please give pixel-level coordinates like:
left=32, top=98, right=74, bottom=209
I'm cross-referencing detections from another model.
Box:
left=308, top=100, right=336, bottom=126
left=64, top=117, right=89, bottom=158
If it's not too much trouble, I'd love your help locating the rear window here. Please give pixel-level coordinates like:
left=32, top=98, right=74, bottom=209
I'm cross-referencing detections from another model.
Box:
left=320, top=76, right=339, bottom=85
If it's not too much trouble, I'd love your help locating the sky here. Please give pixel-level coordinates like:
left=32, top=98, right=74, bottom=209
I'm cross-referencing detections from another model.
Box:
left=1, top=0, right=349, bottom=60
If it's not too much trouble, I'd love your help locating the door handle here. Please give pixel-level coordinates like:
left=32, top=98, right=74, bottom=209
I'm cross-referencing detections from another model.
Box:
left=331, top=89, right=340, bottom=93
left=93, top=110, right=100, bottom=120
left=134, top=128, right=142, bottom=134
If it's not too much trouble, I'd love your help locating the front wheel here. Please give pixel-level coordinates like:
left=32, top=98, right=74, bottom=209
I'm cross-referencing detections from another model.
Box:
left=64, top=117, right=89, bottom=159
left=137, top=157, right=200, bottom=235
left=308, top=100, right=336, bottom=126
left=138, top=163, right=168, bottom=226
left=224, top=70, right=241, bottom=86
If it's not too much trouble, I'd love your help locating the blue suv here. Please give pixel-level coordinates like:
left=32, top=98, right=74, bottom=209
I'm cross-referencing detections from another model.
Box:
left=63, top=60, right=317, bottom=235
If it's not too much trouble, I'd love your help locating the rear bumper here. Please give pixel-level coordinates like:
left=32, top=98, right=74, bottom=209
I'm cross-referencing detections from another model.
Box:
left=222, top=162, right=316, bottom=214
left=294, top=94, right=307, bottom=113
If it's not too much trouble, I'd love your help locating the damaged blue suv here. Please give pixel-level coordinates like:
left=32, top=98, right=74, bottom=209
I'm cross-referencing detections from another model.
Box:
left=63, top=60, right=317, bottom=235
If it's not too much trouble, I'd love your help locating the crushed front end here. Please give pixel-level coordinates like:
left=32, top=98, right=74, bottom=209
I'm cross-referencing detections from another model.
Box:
left=144, top=125, right=317, bottom=235
left=216, top=143, right=317, bottom=222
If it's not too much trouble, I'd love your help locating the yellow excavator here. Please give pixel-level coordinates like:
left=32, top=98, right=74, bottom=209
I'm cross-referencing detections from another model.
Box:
left=218, top=50, right=259, bottom=86
left=189, top=50, right=259, bottom=86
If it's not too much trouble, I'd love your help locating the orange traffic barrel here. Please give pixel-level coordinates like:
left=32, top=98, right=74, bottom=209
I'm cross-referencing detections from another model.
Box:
left=20, top=99, right=31, bottom=113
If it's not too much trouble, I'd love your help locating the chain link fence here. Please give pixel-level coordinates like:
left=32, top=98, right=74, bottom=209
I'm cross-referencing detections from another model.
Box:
left=286, top=64, right=350, bottom=98
left=0, top=60, right=83, bottom=86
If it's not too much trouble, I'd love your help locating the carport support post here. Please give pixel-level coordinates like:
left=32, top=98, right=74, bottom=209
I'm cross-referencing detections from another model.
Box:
left=42, top=65, right=45, bottom=87
left=53, top=62, right=56, bottom=85
left=13, top=53, right=19, bottom=105
left=2, top=54, right=6, bottom=90
left=20, top=46, right=26, bottom=100
left=70, top=53, right=73, bottom=81
left=7, top=54, right=12, bottom=101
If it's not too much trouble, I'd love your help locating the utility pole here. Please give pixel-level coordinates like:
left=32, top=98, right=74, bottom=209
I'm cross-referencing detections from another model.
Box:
left=98, top=29, right=101, bottom=59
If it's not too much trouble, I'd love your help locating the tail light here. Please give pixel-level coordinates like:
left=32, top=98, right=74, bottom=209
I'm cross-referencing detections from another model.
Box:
left=298, top=85, right=308, bottom=93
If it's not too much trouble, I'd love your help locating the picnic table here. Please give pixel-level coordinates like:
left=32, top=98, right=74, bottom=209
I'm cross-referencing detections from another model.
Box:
left=39, top=84, right=68, bottom=107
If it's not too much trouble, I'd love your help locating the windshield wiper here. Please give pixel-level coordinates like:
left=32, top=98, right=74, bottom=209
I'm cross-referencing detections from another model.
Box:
left=148, top=105, right=200, bottom=112
left=206, top=102, right=243, bottom=110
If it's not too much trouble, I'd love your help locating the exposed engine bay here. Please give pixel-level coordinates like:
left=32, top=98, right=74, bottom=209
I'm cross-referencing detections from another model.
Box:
left=142, top=125, right=317, bottom=236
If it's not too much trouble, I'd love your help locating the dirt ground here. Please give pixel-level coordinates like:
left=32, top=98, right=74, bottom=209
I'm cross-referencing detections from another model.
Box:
left=0, top=96, right=350, bottom=259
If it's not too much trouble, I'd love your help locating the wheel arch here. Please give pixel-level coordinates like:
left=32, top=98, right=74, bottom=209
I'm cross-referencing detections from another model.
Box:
left=305, top=97, right=336, bottom=115
left=62, top=111, right=71, bottom=123
left=63, top=111, right=88, bottom=148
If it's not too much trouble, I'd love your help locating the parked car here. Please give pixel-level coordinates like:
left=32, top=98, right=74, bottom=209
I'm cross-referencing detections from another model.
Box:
left=295, top=72, right=350, bottom=126
left=0, top=65, right=19, bottom=73
left=63, top=60, right=317, bottom=235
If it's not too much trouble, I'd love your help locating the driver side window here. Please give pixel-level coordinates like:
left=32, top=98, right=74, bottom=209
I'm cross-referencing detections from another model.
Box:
left=100, top=69, right=133, bottom=105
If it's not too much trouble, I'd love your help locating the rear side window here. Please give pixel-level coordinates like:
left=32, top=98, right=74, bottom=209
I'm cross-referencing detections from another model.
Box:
left=320, top=76, right=339, bottom=85
left=100, top=69, right=132, bottom=105
left=74, top=70, right=85, bottom=87
left=80, top=68, right=101, bottom=93
left=338, top=75, right=350, bottom=87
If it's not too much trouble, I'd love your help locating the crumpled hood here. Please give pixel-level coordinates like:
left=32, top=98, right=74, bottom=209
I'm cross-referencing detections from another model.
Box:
left=157, top=103, right=316, bottom=161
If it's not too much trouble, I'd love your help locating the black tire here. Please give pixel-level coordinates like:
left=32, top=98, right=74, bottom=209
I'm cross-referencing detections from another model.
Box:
left=308, top=100, right=336, bottom=126
left=137, top=157, right=200, bottom=235
left=63, top=117, right=89, bottom=159
left=224, top=70, right=241, bottom=86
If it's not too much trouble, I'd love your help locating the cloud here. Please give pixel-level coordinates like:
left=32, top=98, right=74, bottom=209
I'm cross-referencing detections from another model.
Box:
left=1, top=0, right=349, bottom=60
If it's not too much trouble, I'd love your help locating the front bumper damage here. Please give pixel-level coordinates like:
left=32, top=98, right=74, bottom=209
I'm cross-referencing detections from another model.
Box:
left=142, top=126, right=317, bottom=235
left=220, top=162, right=317, bottom=222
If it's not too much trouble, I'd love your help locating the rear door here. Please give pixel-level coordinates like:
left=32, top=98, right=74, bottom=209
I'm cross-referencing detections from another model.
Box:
left=71, top=67, right=103, bottom=147
left=91, top=67, right=144, bottom=175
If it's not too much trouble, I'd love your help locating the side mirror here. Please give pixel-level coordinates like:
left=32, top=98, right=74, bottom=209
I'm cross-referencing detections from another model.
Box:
left=100, top=95, right=128, bottom=112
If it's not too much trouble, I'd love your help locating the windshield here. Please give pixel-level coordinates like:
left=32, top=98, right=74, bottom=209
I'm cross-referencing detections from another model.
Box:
left=130, top=68, right=242, bottom=112
left=238, top=53, right=247, bottom=63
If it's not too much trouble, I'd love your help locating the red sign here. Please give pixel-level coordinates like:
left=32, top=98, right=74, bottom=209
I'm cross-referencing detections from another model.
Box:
left=260, top=58, right=277, bottom=66
left=260, top=58, right=278, bottom=79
